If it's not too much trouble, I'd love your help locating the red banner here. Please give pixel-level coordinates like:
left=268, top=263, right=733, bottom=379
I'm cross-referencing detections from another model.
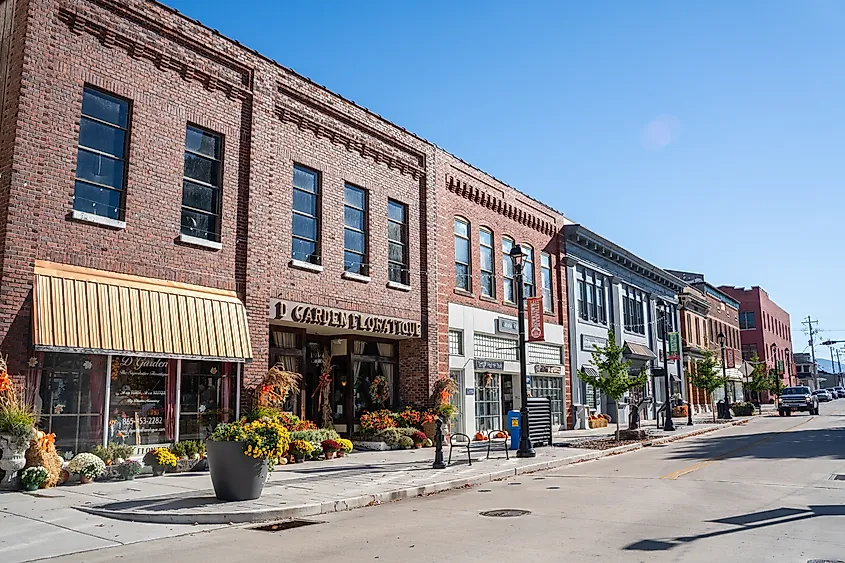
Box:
left=726, top=348, right=735, bottom=369
left=526, top=297, right=545, bottom=342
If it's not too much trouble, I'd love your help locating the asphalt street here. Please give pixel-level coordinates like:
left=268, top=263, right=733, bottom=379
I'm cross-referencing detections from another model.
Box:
left=46, top=402, right=845, bottom=562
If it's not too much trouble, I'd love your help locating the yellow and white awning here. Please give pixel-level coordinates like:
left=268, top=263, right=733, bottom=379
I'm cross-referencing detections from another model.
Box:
left=32, top=261, right=252, bottom=361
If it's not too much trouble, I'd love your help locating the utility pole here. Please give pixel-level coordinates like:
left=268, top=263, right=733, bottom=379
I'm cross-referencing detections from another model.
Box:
left=837, top=349, right=843, bottom=387
left=804, top=316, right=819, bottom=390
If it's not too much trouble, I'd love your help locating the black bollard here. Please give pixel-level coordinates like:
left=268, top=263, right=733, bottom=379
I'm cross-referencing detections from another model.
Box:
left=432, top=418, right=446, bottom=469
left=687, top=401, right=694, bottom=426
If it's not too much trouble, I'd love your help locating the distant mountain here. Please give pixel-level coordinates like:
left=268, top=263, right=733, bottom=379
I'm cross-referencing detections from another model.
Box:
left=816, top=358, right=840, bottom=373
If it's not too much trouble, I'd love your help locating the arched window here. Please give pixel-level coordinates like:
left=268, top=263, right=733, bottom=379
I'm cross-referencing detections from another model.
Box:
left=502, top=236, right=515, bottom=303
left=540, top=252, right=552, bottom=311
left=454, top=217, right=471, bottom=291
left=479, top=227, right=495, bottom=298
left=521, top=243, right=535, bottom=298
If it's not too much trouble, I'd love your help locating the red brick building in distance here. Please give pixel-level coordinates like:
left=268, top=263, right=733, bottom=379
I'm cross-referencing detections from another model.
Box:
left=0, top=0, right=569, bottom=455
left=718, top=286, right=794, bottom=399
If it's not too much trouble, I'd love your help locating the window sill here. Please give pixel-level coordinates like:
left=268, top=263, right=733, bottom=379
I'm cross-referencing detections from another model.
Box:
left=502, top=300, right=517, bottom=309
left=289, top=259, right=324, bottom=273
left=178, top=233, right=222, bottom=250
left=453, top=288, right=474, bottom=298
left=479, top=295, right=498, bottom=304
left=69, top=209, right=126, bottom=230
left=387, top=281, right=411, bottom=292
left=342, top=271, right=371, bottom=284
left=577, top=317, right=609, bottom=330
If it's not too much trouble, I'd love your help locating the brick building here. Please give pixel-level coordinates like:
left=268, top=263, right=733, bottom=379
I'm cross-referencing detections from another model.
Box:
left=0, top=0, right=573, bottom=455
left=676, top=285, right=711, bottom=412
left=718, top=285, right=794, bottom=401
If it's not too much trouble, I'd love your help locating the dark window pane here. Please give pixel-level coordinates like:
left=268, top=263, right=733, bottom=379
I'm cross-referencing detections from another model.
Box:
left=388, top=242, right=405, bottom=263
left=184, top=152, right=220, bottom=186
left=79, top=117, right=125, bottom=157
left=73, top=180, right=121, bottom=219
left=344, top=228, right=365, bottom=253
left=292, top=213, right=317, bottom=240
left=455, top=264, right=469, bottom=290
left=455, top=238, right=469, bottom=263
left=185, top=126, right=219, bottom=158
left=388, top=200, right=405, bottom=222
left=481, top=272, right=494, bottom=296
left=182, top=180, right=218, bottom=213
left=388, top=264, right=406, bottom=284
left=82, top=88, right=128, bottom=128
left=344, top=251, right=366, bottom=274
left=344, top=185, right=365, bottom=208
left=388, top=222, right=403, bottom=242
left=181, top=209, right=217, bottom=241
left=293, top=165, right=318, bottom=193
left=76, top=149, right=124, bottom=189
left=292, top=189, right=316, bottom=215
left=292, top=237, right=317, bottom=263
left=344, top=207, right=364, bottom=231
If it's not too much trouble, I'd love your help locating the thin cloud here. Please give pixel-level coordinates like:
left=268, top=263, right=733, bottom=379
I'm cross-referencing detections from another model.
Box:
left=641, top=115, right=681, bottom=149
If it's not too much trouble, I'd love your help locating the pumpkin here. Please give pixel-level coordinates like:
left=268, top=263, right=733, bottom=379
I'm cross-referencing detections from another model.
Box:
left=474, top=432, right=485, bottom=441
left=495, top=431, right=507, bottom=439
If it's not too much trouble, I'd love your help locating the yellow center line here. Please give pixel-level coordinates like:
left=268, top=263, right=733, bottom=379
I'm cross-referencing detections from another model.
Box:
left=660, top=417, right=814, bottom=480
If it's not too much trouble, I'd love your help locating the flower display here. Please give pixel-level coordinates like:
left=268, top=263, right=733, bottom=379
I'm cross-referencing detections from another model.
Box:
left=292, top=420, right=317, bottom=431
left=359, top=409, right=397, bottom=433
left=395, top=407, right=422, bottom=429
left=144, top=448, right=178, bottom=468
left=210, top=419, right=291, bottom=467
left=67, top=452, right=106, bottom=478
left=320, top=439, right=341, bottom=452
left=410, top=430, right=427, bottom=445
left=116, top=460, right=143, bottom=480
left=20, top=466, right=48, bottom=490
left=337, top=439, right=353, bottom=454
left=289, top=439, right=314, bottom=457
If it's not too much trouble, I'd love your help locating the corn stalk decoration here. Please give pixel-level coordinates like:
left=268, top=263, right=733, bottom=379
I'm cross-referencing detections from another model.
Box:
left=255, top=363, right=302, bottom=408
left=311, top=348, right=334, bottom=429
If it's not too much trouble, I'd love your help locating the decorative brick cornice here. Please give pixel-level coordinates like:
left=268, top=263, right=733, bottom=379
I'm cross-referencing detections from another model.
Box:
left=275, top=105, right=425, bottom=180
left=57, top=7, right=252, bottom=101
left=445, top=173, right=557, bottom=236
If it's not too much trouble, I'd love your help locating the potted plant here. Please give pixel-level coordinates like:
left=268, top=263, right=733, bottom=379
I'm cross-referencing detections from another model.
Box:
left=207, top=419, right=290, bottom=502
left=67, top=453, right=105, bottom=484
left=398, top=436, right=414, bottom=450
left=116, top=460, right=143, bottom=481
left=289, top=439, right=313, bottom=462
left=20, top=466, right=48, bottom=491
left=411, top=430, right=427, bottom=449
left=144, top=448, right=178, bottom=476
left=321, top=439, right=341, bottom=459
left=337, top=438, right=353, bottom=457
left=0, top=359, right=36, bottom=489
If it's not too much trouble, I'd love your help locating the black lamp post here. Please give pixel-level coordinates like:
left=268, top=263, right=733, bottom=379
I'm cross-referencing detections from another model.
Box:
left=509, top=244, right=535, bottom=458
left=660, top=301, right=675, bottom=431
left=784, top=349, right=792, bottom=387
left=771, top=342, right=781, bottom=397
left=718, top=332, right=732, bottom=420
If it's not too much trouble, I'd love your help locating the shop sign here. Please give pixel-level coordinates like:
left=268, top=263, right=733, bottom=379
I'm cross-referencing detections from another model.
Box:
left=496, top=318, right=519, bottom=335
left=465, top=388, right=475, bottom=396
left=667, top=332, right=681, bottom=361
left=526, top=297, right=545, bottom=342
left=474, top=359, right=504, bottom=370
left=581, top=334, right=607, bottom=352
left=109, top=356, right=168, bottom=447
left=270, top=299, right=422, bottom=338
left=533, top=364, right=562, bottom=374
left=726, top=348, right=736, bottom=369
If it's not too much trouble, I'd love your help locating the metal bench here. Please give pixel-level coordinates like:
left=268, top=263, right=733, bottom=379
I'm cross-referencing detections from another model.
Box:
left=448, top=430, right=510, bottom=466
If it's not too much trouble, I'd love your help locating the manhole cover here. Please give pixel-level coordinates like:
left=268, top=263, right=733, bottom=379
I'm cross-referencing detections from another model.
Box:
left=251, top=519, right=322, bottom=532
left=480, top=509, right=531, bottom=518
left=830, top=474, right=845, bottom=481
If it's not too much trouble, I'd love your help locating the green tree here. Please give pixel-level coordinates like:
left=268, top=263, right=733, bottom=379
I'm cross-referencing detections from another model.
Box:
left=746, top=354, right=773, bottom=403
left=578, top=330, right=648, bottom=440
left=690, top=349, right=729, bottom=422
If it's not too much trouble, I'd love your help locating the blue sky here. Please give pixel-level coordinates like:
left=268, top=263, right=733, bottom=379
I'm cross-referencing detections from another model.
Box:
left=165, top=0, right=845, bottom=360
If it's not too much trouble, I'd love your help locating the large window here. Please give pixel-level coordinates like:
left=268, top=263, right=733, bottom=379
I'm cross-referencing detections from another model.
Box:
left=475, top=372, right=501, bottom=434
left=448, top=330, right=463, bottom=356
left=530, top=376, right=563, bottom=427
left=292, top=165, right=321, bottom=264
left=541, top=252, right=553, bottom=311
left=474, top=333, right=518, bottom=361
left=343, top=184, right=368, bottom=275
left=657, top=305, right=675, bottom=340
left=353, top=341, right=398, bottom=417
left=108, top=356, right=172, bottom=448
left=502, top=236, right=515, bottom=303
left=387, top=199, right=409, bottom=285
left=577, top=267, right=606, bottom=324
left=73, top=87, right=130, bottom=220
left=742, top=343, right=759, bottom=361
left=739, top=311, right=755, bottom=329
left=178, top=361, right=236, bottom=441
left=527, top=343, right=562, bottom=364
left=454, top=217, right=471, bottom=290
left=480, top=228, right=495, bottom=298
left=522, top=244, right=535, bottom=297
left=623, top=285, right=645, bottom=334
left=181, top=125, right=223, bottom=242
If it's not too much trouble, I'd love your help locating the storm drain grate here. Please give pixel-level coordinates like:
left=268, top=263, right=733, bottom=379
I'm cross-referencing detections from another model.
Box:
left=829, top=474, right=845, bottom=481
left=251, top=519, right=323, bottom=532
left=480, top=509, right=531, bottom=518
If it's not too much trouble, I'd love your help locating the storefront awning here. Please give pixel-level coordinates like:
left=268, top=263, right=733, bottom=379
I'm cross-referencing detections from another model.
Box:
left=32, top=261, right=252, bottom=361
left=623, top=342, right=656, bottom=361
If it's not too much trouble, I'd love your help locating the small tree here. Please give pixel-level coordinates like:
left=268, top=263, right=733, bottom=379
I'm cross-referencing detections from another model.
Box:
left=690, top=349, right=729, bottom=422
left=746, top=354, right=772, bottom=404
left=578, top=330, right=647, bottom=440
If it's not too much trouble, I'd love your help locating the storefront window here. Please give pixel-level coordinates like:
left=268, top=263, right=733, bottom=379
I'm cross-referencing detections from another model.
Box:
left=530, top=375, right=563, bottom=426
left=179, top=361, right=236, bottom=441
left=475, top=372, right=501, bottom=434
left=353, top=341, right=397, bottom=417
left=38, top=354, right=105, bottom=456
left=108, top=356, right=172, bottom=448
left=270, top=328, right=303, bottom=414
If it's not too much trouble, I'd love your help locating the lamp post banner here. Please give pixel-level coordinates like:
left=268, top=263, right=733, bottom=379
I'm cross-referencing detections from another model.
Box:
left=526, top=297, right=545, bottom=342
left=667, top=332, right=681, bottom=361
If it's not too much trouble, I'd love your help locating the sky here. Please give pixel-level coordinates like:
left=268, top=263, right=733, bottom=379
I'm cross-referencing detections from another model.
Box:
left=164, top=0, right=845, bottom=360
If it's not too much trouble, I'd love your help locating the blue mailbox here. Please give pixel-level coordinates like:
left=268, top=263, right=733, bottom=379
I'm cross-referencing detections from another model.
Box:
left=507, top=410, right=521, bottom=450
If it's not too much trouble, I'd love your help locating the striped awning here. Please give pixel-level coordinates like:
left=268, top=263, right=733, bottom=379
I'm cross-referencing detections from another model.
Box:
left=32, top=261, right=252, bottom=361
left=623, top=342, right=656, bottom=360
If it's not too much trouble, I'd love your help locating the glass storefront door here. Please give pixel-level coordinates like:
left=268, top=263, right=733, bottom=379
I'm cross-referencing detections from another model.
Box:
left=179, top=361, right=236, bottom=441
left=108, top=356, right=172, bottom=447
left=474, top=372, right=501, bottom=434
left=530, top=375, right=564, bottom=427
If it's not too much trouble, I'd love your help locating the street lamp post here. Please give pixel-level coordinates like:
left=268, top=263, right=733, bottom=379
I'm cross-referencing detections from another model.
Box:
left=660, top=301, right=675, bottom=431
left=718, top=332, right=732, bottom=420
left=784, top=349, right=792, bottom=387
left=509, top=245, right=535, bottom=458
left=771, top=342, right=780, bottom=397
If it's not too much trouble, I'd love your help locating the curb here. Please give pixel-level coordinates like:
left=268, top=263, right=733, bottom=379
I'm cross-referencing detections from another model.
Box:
left=76, top=418, right=752, bottom=525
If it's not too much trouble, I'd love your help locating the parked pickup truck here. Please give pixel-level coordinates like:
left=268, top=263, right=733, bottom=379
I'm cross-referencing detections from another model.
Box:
left=778, top=386, right=819, bottom=416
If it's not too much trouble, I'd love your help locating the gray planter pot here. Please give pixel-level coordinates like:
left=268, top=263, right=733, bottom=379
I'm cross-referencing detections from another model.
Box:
left=206, top=440, right=268, bottom=502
